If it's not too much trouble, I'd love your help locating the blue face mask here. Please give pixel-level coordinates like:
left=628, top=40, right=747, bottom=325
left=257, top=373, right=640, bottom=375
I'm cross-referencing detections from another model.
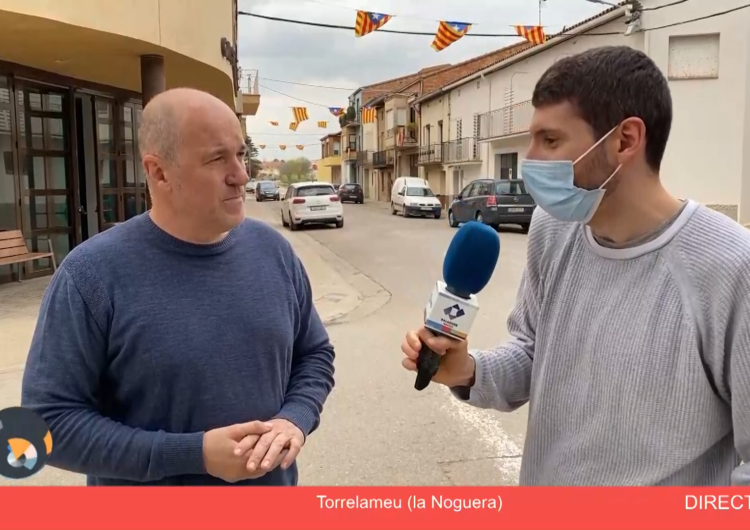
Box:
left=519, top=126, right=622, bottom=224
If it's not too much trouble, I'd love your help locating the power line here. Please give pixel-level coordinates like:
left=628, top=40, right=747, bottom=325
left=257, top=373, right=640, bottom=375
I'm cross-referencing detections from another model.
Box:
left=247, top=132, right=328, bottom=136
left=258, top=83, right=334, bottom=107
left=239, top=4, right=748, bottom=37
left=259, top=76, right=401, bottom=93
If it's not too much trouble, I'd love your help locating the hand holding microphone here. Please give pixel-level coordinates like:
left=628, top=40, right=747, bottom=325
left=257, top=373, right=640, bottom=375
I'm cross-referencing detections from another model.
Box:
left=402, top=221, right=500, bottom=390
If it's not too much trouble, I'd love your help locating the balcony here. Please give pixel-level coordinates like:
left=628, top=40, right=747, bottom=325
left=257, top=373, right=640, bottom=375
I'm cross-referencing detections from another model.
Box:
left=443, top=138, right=480, bottom=164
left=357, top=150, right=372, bottom=165
left=385, top=125, right=418, bottom=150
left=342, top=146, right=358, bottom=162
left=477, top=100, right=533, bottom=141
left=238, top=68, right=260, bottom=116
left=373, top=150, right=393, bottom=168
left=417, top=143, right=444, bottom=165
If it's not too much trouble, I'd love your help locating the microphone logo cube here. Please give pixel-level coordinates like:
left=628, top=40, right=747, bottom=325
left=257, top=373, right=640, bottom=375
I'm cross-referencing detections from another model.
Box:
left=424, top=281, right=479, bottom=341
left=444, top=304, right=465, bottom=321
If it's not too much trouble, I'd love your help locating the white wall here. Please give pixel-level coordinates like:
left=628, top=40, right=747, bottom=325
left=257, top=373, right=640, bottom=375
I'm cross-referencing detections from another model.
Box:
left=642, top=0, right=750, bottom=222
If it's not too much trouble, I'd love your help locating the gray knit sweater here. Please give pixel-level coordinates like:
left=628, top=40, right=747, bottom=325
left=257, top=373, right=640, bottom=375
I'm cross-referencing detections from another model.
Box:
left=456, top=200, right=750, bottom=486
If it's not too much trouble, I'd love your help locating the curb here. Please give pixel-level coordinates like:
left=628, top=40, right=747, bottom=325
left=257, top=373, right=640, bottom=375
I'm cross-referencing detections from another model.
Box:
left=293, top=231, right=392, bottom=326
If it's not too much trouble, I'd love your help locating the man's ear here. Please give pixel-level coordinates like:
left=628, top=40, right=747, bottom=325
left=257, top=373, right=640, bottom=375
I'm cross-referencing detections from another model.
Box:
left=615, top=117, right=646, bottom=165
left=142, top=154, right=170, bottom=191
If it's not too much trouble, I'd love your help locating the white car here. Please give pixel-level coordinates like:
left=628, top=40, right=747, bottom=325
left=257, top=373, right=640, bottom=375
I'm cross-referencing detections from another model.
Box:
left=391, top=178, right=442, bottom=219
left=281, top=181, right=344, bottom=231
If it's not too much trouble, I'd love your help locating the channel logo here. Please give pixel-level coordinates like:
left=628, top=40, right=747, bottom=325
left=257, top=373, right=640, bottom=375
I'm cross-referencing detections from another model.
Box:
left=0, top=407, right=53, bottom=479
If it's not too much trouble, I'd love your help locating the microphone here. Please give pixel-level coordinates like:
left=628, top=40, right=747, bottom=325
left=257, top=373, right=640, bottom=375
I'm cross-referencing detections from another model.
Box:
left=415, top=221, right=500, bottom=391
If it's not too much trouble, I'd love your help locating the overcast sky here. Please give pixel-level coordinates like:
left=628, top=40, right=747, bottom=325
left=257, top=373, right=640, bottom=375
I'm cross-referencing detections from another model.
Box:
left=238, top=0, right=608, bottom=161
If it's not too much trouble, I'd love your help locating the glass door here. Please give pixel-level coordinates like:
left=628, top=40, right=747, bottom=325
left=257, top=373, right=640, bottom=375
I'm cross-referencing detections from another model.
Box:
left=93, top=98, right=147, bottom=231
left=15, top=81, right=76, bottom=277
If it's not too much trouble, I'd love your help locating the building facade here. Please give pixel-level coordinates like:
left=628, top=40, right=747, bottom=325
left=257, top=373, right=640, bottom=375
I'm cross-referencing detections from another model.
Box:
left=0, top=0, right=260, bottom=283
left=317, top=133, right=342, bottom=184
left=413, top=0, right=750, bottom=223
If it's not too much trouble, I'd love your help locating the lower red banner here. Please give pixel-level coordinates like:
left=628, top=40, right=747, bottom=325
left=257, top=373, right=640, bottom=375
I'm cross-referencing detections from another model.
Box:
left=3, top=487, right=750, bottom=529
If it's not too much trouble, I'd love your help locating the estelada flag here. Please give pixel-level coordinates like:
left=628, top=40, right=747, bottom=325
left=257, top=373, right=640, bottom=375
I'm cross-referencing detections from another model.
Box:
left=279, top=145, right=287, bottom=150
left=289, top=122, right=299, bottom=131
left=515, top=25, right=546, bottom=45
left=431, top=21, right=471, bottom=52
left=296, top=145, right=305, bottom=150
left=361, top=107, right=376, bottom=124
left=354, top=11, right=391, bottom=37
left=317, top=121, right=328, bottom=128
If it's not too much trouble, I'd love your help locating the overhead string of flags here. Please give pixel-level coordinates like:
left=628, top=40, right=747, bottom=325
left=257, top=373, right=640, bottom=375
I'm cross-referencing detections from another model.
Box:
left=355, top=10, right=547, bottom=50
left=256, top=144, right=313, bottom=151
left=257, top=2, right=552, bottom=144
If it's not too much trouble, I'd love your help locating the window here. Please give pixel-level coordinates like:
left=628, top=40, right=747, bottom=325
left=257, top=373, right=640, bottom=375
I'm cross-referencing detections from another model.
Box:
left=259, top=181, right=275, bottom=190
left=668, top=34, right=720, bottom=80
left=386, top=109, right=394, bottom=130
left=494, top=180, right=527, bottom=195
left=406, top=187, right=435, bottom=197
left=333, top=141, right=341, bottom=156
left=298, top=184, right=335, bottom=197
left=456, top=119, right=463, bottom=140
left=468, top=182, right=482, bottom=198
left=396, top=108, right=407, bottom=126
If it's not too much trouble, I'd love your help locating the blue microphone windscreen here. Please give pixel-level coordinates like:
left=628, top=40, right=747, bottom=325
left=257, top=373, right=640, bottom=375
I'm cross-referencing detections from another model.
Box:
left=442, top=221, right=500, bottom=296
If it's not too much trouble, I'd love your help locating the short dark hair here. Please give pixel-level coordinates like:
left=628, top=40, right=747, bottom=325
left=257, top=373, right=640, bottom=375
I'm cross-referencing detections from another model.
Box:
left=532, top=46, right=672, bottom=171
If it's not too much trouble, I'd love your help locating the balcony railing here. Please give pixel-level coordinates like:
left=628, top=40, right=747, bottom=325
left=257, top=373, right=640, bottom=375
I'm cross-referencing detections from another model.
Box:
left=385, top=126, right=418, bottom=149
left=417, top=143, right=444, bottom=165
left=239, top=68, right=259, bottom=95
left=443, top=137, right=480, bottom=164
left=356, top=150, right=372, bottom=165
left=477, top=99, right=533, bottom=141
left=373, top=150, right=392, bottom=167
left=342, top=146, right=358, bottom=161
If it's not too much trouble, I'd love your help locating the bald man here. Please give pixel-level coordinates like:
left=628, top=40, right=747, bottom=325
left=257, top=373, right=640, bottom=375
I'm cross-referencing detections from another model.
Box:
left=21, top=88, right=335, bottom=486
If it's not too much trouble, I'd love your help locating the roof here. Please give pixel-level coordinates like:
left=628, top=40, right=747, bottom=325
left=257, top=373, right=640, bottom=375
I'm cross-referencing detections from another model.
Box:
left=319, top=132, right=342, bottom=142
left=414, top=41, right=533, bottom=104
left=439, top=3, right=628, bottom=93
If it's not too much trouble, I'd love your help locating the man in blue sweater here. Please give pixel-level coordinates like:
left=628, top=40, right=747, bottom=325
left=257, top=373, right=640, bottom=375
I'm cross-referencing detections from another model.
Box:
left=21, top=88, right=336, bottom=486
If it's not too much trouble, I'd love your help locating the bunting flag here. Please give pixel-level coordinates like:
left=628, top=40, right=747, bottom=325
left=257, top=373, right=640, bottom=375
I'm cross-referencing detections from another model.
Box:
left=279, top=145, right=287, bottom=150
left=515, top=25, right=546, bottom=45
left=289, top=122, right=299, bottom=131
left=269, top=121, right=279, bottom=126
left=328, top=107, right=344, bottom=117
left=258, top=144, right=266, bottom=149
left=292, top=107, right=309, bottom=122
left=354, top=10, right=392, bottom=37
left=431, top=21, right=472, bottom=52
left=361, top=107, right=376, bottom=124
left=296, top=145, right=305, bottom=150
left=317, top=121, right=328, bottom=128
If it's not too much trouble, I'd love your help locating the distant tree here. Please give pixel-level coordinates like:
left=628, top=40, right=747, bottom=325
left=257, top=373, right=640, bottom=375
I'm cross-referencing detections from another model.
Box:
left=279, top=157, right=312, bottom=183
left=245, top=137, right=263, bottom=179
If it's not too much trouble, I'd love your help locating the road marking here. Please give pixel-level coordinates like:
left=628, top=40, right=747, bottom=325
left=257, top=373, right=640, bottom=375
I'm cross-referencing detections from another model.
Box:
left=441, top=389, right=523, bottom=484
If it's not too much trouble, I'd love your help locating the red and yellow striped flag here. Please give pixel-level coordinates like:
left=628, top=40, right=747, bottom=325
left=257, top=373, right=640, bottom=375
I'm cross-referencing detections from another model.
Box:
left=515, top=25, right=546, bottom=45
left=258, top=144, right=266, bottom=149
left=354, top=11, right=391, bottom=37
left=361, top=107, right=376, bottom=124
left=292, top=107, right=308, bottom=122
left=289, top=122, right=299, bottom=131
left=431, top=21, right=471, bottom=52
left=317, top=121, right=328, bottom=128
left=279, top=145, right=287, bottom=150
left=296, top=145, right=305, bottom=150
left=269, top=121, right=279, bottom=126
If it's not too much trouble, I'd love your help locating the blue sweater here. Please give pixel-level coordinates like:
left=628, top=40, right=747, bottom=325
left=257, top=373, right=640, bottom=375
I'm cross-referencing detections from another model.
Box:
left=21, top=213, right=336, bottom=486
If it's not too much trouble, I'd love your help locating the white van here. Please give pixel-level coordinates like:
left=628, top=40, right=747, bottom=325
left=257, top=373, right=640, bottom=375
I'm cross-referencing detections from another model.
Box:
left=390, top=177, right=442, bottom=219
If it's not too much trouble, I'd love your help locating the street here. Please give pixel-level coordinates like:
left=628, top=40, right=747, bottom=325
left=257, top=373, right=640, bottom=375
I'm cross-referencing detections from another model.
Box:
left=253, top=198, right=531, bottom=486
left=0, top=198, right=531, bottom=487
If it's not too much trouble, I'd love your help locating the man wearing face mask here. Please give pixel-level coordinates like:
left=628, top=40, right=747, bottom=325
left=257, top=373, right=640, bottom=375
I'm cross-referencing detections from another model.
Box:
left=400, top=46, right=750, bottom=486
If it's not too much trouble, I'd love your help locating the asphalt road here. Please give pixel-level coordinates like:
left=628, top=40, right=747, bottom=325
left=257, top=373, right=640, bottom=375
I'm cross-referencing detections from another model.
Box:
left=257, top=198, right=531, bottom=486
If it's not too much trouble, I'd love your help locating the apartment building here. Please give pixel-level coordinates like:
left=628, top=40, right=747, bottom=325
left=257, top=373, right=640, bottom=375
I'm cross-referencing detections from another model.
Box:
left=413, top=0, right=750, bottom=222
left=317, top=133, right=342, bottom=184
left=0, top=0, right=260, bottom=283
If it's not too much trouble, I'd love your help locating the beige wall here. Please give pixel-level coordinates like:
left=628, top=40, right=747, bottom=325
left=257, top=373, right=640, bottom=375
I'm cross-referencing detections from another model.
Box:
left=0, top=0, right=236, bottom=105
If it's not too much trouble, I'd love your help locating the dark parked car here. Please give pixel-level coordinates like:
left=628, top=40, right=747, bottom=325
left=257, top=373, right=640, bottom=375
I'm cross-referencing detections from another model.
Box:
left=337, top=183, right=364, bottom=204
left=255, top=180, right=280, bottom=201
left=448, top=178, right=535, bottom=232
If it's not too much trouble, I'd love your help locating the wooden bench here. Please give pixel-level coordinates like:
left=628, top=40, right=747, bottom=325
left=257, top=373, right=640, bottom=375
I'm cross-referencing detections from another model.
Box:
left=0, top=230, right=56, bottom=282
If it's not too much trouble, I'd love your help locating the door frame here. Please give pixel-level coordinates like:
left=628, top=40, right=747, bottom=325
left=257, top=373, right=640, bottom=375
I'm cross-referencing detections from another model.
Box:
left=13, top=78, right=79, bottom=278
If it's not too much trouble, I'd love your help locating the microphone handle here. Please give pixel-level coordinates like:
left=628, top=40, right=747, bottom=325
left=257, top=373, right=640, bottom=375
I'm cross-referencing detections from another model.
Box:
left=415, top=339, right=442, bottom=391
